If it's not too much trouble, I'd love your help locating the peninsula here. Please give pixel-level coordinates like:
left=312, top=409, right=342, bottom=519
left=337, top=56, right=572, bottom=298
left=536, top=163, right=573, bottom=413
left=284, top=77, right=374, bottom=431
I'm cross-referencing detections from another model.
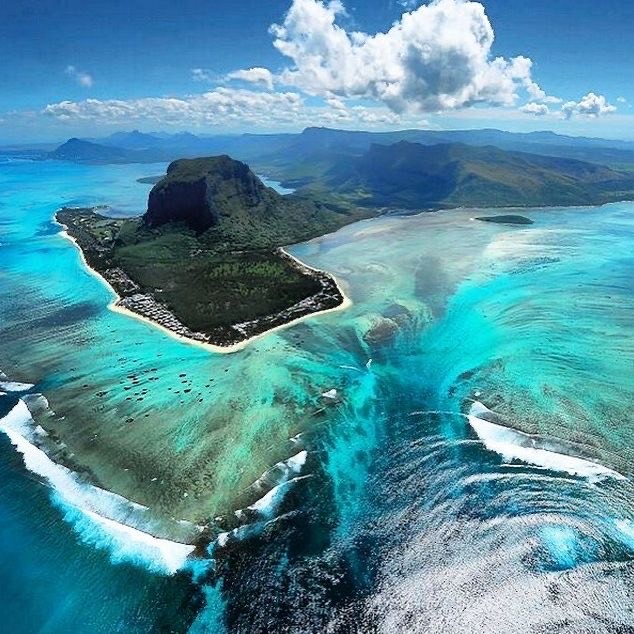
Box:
left=57, top=145, right=634, bottom=350
left=58, top=156, right=367, bottom=349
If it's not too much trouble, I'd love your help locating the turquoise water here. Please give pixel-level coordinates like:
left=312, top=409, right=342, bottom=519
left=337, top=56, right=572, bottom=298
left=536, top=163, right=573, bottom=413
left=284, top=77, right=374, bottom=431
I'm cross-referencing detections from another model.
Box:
left=0, top=157, right=632, bottom=632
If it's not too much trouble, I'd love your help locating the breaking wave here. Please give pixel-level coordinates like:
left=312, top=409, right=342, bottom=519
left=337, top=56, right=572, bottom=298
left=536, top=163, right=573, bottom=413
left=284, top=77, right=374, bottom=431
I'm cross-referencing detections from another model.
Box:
left=217, top=451, right=310, bottom=549
left=0, top=399, right=197, bottom=575
left=468, top=401, right=625, bottom=481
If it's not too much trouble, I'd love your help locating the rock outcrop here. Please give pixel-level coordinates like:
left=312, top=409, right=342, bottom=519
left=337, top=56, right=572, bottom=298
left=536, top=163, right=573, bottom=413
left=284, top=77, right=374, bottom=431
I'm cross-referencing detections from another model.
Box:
left=143, top=156, right=271, bottom=234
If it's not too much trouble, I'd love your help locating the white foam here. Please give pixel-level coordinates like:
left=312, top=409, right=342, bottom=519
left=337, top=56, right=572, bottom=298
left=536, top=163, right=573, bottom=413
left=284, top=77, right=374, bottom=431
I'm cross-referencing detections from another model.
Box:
left=286, top=450, right=308, bottom=472
left=217, top=451, right=310, bottom=549
left=216, top=531, right=230, bottom=548
left=615, top=519, right=634, bottom=547
left=214, top=514, right=290, bottom=550
left=251, top=450, right=308, bottom=490
left=23, top=393, right=50, bottom=414
left=55, top=501, right=194, bottom=575
left=0, top=400, right=195, bottom=574
left=0, top=381, right=35, bottom=392
left=468, top=402, right=625, bottom=481
left=248, top=475, right=311, bottom=517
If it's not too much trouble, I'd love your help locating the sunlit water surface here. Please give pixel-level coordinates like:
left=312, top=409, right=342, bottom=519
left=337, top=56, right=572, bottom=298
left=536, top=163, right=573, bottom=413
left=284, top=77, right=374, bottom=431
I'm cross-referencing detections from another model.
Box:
left=0, top=158, right=632, bottom=633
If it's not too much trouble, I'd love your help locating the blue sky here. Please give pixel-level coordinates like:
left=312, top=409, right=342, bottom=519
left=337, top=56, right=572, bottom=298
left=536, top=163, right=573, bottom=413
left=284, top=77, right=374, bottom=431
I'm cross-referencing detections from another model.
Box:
left=2, top=0, right=632, bottom=143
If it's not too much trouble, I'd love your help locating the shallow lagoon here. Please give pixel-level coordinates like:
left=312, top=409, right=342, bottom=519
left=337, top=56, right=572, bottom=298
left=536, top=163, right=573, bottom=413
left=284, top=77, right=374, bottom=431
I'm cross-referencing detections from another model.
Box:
left=0, top=159, right=632, bottom=632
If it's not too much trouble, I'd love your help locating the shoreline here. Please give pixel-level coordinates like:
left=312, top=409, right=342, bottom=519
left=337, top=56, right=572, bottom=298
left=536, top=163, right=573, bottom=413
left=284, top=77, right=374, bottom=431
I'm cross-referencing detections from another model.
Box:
left=57, top=197, right=629, bottom=356
left=57, top=222, right=352, bottom=355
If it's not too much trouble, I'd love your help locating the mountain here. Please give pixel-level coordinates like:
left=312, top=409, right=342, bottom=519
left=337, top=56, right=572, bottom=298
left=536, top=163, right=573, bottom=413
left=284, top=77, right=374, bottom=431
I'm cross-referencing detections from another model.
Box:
left=245, top=127, right=634, bottom=185
left=49, top=131, right=290, bottom=164
left=58, top=154, right=365, bottom=347
left=315, top=141, right=634, bottom=209
left=145, top=156, right=277, bottom=233
left=101, top=130, right=165, bottom=150
left=143, top=155, right=366, bottom=246
left=49, top=138, right=134, bottom=162
left=48, top=127, right=634, bottom=173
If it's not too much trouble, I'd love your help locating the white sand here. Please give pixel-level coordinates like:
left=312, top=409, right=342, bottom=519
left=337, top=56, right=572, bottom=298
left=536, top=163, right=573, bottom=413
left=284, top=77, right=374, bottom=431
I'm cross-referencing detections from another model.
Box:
left=58, top=224, right=352, bottom=355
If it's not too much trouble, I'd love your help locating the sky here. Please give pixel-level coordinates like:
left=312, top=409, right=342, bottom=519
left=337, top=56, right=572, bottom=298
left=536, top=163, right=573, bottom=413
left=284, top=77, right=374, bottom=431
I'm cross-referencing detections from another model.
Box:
left=2, top=0, right=633, bottom=143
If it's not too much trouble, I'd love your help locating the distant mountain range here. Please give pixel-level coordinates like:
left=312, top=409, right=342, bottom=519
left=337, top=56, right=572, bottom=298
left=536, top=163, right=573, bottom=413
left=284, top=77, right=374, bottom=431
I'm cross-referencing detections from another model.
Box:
left=45, top=127, right=634, bottom=173
left=314, top=141, right=634, bottom=209
left=43, top=127, right=634, bottom=211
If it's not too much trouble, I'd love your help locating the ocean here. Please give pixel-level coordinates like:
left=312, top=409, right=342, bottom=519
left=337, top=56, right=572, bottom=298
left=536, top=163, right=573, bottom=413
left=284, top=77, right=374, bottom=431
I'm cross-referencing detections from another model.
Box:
left=0, top=157, right=632, bottom=632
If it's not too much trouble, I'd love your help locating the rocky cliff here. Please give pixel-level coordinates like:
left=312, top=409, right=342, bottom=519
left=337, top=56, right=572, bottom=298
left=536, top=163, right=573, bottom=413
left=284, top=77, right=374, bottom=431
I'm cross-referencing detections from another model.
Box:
left=143, top=156, right=272, bottom=233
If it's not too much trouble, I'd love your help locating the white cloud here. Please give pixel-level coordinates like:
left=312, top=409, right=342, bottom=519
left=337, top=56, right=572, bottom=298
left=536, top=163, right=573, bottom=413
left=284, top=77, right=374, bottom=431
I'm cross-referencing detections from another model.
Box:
left=270, top=0, right=544, bottom=113
left=194, top=67, right=275, bottom=90
left=520, top=102, right=549, bottom=116
left=191, top=68, right=216, bottom=82
left=523, top=82, right=561, bottom=105
left=561, top=92, right=617, bottom=119
left=226, top=67, right=275, bottom=90
left=41, top=87, right=402, bottom=129
left=65, top=65, right=94, bottom=88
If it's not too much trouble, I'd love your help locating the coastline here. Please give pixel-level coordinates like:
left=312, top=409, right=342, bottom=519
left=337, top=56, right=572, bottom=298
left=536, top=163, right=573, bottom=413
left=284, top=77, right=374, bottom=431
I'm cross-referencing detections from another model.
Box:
left=57, top=223, right=352, bottom=355
left=56, top=198, right=631, bottom=355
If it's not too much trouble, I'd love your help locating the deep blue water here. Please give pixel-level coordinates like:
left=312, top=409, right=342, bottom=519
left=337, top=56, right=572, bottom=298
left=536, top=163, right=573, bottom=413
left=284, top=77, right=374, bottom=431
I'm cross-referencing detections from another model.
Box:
left=0, top=157, right=633, bottom=633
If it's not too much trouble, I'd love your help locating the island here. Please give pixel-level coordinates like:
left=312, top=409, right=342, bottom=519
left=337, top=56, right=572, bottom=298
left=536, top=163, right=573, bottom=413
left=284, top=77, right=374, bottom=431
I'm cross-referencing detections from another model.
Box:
left=57, top=156, right=369, bottom=350
left=475, top=214, right=535, bottom=225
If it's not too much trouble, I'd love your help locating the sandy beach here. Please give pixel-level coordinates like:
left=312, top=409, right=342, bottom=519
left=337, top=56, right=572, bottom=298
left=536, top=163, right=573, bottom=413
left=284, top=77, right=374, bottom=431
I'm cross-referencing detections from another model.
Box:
left=57, top=225, right=352, bottom=355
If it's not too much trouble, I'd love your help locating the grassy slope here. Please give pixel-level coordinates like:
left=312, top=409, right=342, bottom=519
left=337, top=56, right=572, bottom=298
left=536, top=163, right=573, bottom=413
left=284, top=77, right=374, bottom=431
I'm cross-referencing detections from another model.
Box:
left=312, top=142, right=634, bottom=210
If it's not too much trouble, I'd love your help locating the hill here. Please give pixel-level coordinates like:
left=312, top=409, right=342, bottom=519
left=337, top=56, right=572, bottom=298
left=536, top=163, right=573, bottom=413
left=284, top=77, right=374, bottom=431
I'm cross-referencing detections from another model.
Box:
left=311, top=141, right=634, bottom=210
left=247, top=127, right=634, bottom=183
left=46, top=127, right=634, bottom=174
left=49, top=138, right=135, bottom=162
left=143, top=156, right=363, bottom=246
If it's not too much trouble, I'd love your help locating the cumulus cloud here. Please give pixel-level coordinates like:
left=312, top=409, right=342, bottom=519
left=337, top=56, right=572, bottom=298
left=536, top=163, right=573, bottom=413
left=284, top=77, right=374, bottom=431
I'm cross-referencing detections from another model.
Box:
left=65, top=65, right=94, bottom=88
left=44, top=89, right=302, bottom=126
left=561, top=92, right=616, bottom=119
left=226, top=67, right=275, bottom=90
left=42, top=87, right=401, bottom=129
left=520, top=102, right=549, bottom=116
left=270, top=0, right=544, bottom=113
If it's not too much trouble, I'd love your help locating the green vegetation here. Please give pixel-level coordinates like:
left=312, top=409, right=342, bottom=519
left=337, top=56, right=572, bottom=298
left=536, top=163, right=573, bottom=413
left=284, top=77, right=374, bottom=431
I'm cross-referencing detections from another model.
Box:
left=57, top=156, right=365, bottom=344
left=58, top=209, right=332, bottom=338
left=114, top=226, right=324, bottom=330
left=475, top=215, right=534, bottom=225
left=303, top=141, right=634, bottom=210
